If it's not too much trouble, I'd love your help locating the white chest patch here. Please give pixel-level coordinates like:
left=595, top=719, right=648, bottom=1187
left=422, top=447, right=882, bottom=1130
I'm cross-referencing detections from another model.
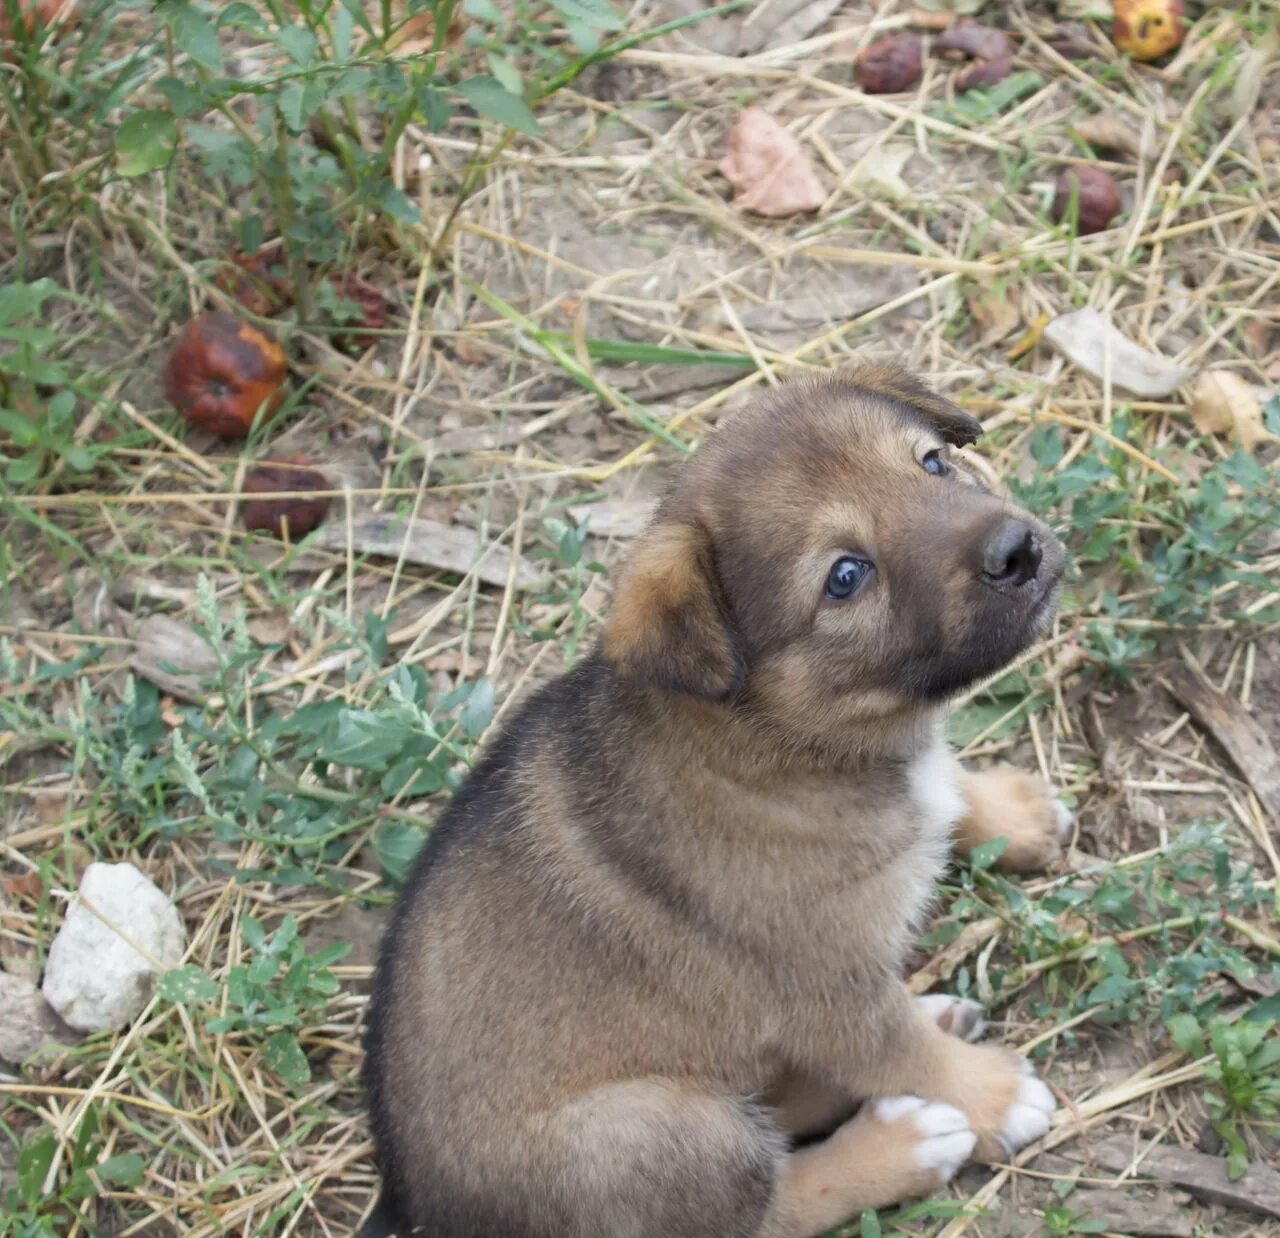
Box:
left=907, top=738, right=967, bottom=845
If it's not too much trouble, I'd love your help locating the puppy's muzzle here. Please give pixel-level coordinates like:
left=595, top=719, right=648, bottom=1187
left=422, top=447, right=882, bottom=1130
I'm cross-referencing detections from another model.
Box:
left=979, top=519, right=1042, bottom=591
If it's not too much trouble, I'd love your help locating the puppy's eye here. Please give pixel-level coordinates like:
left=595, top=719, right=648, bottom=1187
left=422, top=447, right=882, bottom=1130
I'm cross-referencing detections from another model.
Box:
left=824, top=556, right=873, bottom=601
left=921, top=449, right=949, bottom=476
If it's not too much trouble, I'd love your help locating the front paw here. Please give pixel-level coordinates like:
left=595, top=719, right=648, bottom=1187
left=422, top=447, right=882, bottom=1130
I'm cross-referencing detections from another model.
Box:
left=948, top=1044, right=1055, bottom=1163
left=963, top=768, right=1073, bottom=873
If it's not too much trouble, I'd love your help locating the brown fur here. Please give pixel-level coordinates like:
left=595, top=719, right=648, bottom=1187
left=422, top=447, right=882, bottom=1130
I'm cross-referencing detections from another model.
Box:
left=363, top=366, right=1067, bottom=1238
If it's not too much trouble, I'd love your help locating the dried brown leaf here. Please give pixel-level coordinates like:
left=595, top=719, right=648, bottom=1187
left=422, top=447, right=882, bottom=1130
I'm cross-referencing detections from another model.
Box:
left=719, top=107, right=825, bottom=218
left=1043, top=308, right=1195, bottom=397
left=1073, top=113, right=1146, bottom=158
left=1188, top=371, right=1276, bottom=453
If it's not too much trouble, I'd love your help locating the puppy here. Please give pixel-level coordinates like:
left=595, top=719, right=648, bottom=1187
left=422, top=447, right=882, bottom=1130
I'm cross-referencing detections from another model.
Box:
left=363, top=365, right=1069, bottom=1238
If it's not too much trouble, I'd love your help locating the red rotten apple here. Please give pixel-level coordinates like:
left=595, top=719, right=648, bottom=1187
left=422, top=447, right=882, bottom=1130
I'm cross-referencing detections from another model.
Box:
left=242, top=457, right=332, bottom=539
left=1051, top=167, right=1121, bottom=236
left=855, top=34, right=923, bottom=94
left=164, top=312, right=288, bottom=438
left=0, top=0, right=77, bottom=43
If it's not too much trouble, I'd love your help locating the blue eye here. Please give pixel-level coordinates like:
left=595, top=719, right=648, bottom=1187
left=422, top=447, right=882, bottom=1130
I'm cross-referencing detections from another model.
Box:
left=825, top=556, right=872, bottom=601
left=922, top=449, right=948, bottom=476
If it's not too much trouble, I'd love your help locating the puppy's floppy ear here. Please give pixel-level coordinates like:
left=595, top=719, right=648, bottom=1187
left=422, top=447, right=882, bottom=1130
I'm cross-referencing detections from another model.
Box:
left=847, top=363, right=983, bottom=447
left=603, top=520, right=741, bottom=699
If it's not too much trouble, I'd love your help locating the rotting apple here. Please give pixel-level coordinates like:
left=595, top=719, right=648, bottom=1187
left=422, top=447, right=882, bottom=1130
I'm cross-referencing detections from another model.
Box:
left=0, top=0, right=77, bottom=43
left=242, top=457, right=332, bottom=539
left=855, top=34, right=923, bottom=94
left=1051, top=166, right=1121, bottom=235
left=164, top=311, right=288, bottom=438
left=1113, top=0, right=1184, bottom=61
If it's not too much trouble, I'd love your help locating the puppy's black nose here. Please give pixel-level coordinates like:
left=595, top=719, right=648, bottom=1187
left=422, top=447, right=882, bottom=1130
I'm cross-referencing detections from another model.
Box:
left=981, top=519, right=1041, bottom=588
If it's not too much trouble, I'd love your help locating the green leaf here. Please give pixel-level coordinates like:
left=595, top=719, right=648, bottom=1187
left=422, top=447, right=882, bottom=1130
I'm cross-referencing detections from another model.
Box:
left=160, top=3, right=223, bottom=73
left=374, top=182, right=420, bottom=224
left=277, top=82, right=308, bottom=133
left=62, top=445, right=95, bottom=472
left=241, top=915, right=267, bottom=952
left=248, top=953, right=282, bottom=985
left=18, top=1134, right=56, bottom=1205
left=375, top=820, right=425, bottom=884
left=548, top=0, right=625, bottom=29
left=968, top=836, right=1009, bottom=871
left=95, top=1153, right=146, bottom=1187
left=1245, top=994, right=1280, bottom=1024
left=116, top=110, right=178, bottom=177
left=459, top=678, right=495, bottom=739
left=486, top=53, right=523, bottom=95
left=157, top=965, right=218, bottom=1005
left=457, top=76, right=541, bottom=136
left=859, top=1210, right=883, bottom=1238
left=0, top=408, right=39, bottom=446
left=381, top=755, right=446, bottom=798
left=263, top=1030, right=311, bottom=1088
left=7, top=452, right=42, bottom=485
left=318, top=708, right=407, bottom=771
left=419, top=85, right=452, bottom=132
left=153, top=75, right=205, bottom=118
left=275, top=25, right=318, bottom=65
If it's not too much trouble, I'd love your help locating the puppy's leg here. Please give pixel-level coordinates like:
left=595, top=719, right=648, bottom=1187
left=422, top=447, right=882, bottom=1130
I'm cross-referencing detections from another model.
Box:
left=758, top=1096, right=974, bottom=1238
left=861, top=990, right=1055, bottom=1164
left=553, top=1080, right=783, bottom=1238
left=954, top=766, right=1073, bottom=873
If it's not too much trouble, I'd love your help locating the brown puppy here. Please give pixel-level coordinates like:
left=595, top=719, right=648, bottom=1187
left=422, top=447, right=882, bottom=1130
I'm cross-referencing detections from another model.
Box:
left=363, top=366, right=1069, bottom=1238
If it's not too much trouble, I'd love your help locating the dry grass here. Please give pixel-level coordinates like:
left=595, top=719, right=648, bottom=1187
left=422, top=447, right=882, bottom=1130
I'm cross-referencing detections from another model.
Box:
left=2, top=1, right=1279, bottom=1235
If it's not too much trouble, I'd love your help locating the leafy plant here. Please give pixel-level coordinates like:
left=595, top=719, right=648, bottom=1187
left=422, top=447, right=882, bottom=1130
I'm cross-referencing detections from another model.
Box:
left=0, top=281, right=103, bottom=486
left=1011, top=422, right=1280, bottom=659
left=160, top=914, right=348, bottom=1089
left=1167, top=1010, right=1280, bottom=1179
left=0, top=1105, right=145, bottom=1236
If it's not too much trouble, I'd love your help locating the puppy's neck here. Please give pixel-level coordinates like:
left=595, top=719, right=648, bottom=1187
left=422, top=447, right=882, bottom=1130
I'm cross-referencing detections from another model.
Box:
left=632, top=680, right=945, bottom=785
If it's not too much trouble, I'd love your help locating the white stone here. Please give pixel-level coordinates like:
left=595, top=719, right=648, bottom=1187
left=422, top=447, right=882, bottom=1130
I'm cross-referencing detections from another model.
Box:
left=41, top=863, right=185, bottom=1033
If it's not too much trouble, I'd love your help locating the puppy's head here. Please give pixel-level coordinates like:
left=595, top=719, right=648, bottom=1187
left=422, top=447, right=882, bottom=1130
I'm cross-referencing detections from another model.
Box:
left=603, top=366, right=1063, bottom=745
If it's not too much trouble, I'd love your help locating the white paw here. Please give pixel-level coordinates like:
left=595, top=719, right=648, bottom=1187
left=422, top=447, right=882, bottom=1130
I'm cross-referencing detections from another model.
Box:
left=999, top=1070, right=1055, bottom=1154
left=915, top=994, right=987, bottom=1043
left=874, top=1096, right=976, bottom=1181
left=1053, top=797, right=1074, bottom=842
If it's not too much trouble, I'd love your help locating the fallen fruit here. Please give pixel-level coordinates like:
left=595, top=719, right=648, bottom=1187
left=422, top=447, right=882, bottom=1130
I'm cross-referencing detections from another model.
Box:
left=1113, top=0, right=1184, bottom=61
left=958, top=55, right=1013, bottom=89
left=1051, top=166, right=1121, bottom=235
left=0, top=0, right=77, bottom=42
left=856, top=34, right=923, bottom=94
left=164, top=311, right=288, bottom=438
left=936, top=22, right=1009, bottom=61
left=215, top=242, right=292, bottom=317
left=242, top=457, right=332, bottom=538
left=327, top=274, right=389, bottom=353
